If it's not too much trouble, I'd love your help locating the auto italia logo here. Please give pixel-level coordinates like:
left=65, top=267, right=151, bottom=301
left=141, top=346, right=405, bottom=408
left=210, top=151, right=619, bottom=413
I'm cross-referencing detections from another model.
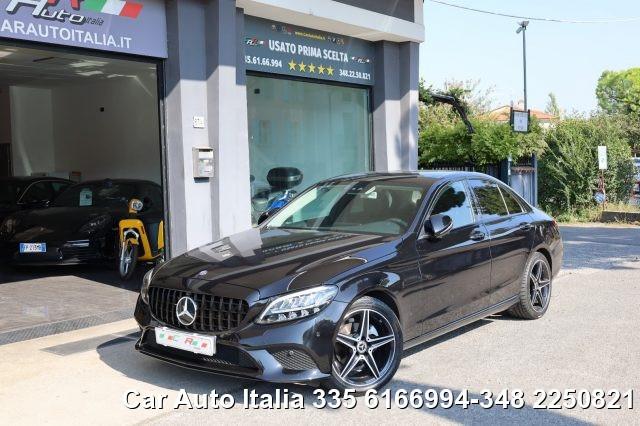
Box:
left=5, top=0, right=143, bottom=22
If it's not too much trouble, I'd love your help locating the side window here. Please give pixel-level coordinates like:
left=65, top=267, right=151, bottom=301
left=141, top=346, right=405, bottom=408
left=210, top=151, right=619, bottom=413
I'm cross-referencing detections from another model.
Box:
left=430, top=181, right=474, bottom=229
left=468, top=180, right=509, bottom=220
left=21, top=181, right=54, bottom=204
left=51, top=182, right=71, bottom=198
left=499, top=186, right=524, bottom=215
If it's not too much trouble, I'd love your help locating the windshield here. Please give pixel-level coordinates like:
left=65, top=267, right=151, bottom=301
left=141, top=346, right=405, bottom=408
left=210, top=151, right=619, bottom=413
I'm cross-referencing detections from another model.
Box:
left=267, top=179, right=428, bottom=235
left=53, top=183, right=136, bottom=208
left=0, top=181, right=26, bottom=205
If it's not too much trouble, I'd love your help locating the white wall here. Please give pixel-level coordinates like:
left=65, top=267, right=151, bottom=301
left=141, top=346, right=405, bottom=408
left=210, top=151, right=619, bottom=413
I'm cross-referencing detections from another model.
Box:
left=9, top=86, right=55, bottom=176
left=52, top=76, right=161, bottom=183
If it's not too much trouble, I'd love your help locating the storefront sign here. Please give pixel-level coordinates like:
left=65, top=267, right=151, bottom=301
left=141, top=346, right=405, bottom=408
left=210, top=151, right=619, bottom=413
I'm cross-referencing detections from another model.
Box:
left=0, top=0, right=167, bottom=58
left=244, top=16, right=375, bottom=86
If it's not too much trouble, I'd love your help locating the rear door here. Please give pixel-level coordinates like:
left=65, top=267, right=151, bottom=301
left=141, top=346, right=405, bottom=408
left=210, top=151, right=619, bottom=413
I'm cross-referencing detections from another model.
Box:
left=415, top=180, right=493, bottom=335
left=468, top=179, right=534, bottom=304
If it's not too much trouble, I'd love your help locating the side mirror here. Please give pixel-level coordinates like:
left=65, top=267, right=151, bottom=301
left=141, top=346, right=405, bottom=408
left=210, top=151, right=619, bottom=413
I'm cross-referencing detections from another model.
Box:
left=129, top=198, right=144, bottom=213
left=257, top=208, right=280, bottom=225
left=424, top=214, right=453, bottom=239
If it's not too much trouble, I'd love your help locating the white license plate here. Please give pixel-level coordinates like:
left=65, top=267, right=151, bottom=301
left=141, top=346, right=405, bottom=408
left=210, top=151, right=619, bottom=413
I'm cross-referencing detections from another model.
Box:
left=19, top=243, right=47, bottom=253
left=154, top=327, right=215, bottom=356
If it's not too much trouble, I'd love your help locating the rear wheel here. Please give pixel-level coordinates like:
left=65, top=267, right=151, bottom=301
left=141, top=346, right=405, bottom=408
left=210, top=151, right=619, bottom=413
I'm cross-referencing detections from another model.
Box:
left=324, top=296, right=402, bottom=393
left=508, top=252, right=552, bottom=319
left=118, top=241, right=138, bottom=281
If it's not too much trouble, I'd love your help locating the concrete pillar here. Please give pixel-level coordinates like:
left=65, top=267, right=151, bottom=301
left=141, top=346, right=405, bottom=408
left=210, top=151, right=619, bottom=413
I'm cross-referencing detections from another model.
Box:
left=205, top=0, right=252, bottom=240
left=164, top=0, right=251, bottom=257
left=372, top=41, right=419, bottom=172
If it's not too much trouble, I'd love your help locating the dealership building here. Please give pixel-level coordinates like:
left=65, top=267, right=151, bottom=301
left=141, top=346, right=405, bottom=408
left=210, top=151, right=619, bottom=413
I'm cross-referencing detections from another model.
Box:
left=0, top=0, right=425, bottom=257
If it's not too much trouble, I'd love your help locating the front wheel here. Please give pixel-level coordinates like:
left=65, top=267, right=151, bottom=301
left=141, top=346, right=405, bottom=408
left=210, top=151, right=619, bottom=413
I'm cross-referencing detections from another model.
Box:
left=118, top=241, right=138, bottom=281
left=324, top=296, right=403, bottom=393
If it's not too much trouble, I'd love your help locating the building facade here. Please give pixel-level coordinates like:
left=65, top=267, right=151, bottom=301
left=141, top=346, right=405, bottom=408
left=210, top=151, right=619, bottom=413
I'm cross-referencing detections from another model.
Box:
left=0, top=0, right=425, bottom=257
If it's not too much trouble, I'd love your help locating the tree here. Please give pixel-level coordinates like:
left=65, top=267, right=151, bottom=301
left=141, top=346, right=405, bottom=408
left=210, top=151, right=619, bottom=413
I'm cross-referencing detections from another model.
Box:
left=596, top=68, right=640, bottom=117
left=538, top=114, right=636, bottom=216
left=545, top=92, right=561, bottom=118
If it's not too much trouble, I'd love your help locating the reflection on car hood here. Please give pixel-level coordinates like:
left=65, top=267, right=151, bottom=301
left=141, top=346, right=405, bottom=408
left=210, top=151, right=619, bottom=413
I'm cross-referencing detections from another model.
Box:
left=154, top=227, right=398, bottom=299
left=7, top=207, right=118, bottom=242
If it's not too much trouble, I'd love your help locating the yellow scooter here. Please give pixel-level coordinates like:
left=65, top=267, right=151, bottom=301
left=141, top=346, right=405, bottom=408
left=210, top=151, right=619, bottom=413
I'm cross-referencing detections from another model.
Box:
left=118, top=198, right=165, bottom=280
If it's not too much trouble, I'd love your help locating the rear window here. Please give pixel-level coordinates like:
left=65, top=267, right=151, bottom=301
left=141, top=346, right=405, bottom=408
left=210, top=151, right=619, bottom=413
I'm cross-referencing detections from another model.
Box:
left=468, top=179, right=508, bottom=219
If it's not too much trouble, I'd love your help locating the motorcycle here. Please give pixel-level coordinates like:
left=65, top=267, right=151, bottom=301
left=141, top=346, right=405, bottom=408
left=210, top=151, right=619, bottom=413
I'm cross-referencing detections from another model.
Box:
left=118, top=198, right=165, bottom=280
left=251, top=167, right=303, bottom=223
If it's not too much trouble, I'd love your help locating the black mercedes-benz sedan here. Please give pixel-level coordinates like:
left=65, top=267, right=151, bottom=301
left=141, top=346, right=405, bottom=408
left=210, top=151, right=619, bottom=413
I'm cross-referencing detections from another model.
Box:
left=135, top=172, right=563, bottom=391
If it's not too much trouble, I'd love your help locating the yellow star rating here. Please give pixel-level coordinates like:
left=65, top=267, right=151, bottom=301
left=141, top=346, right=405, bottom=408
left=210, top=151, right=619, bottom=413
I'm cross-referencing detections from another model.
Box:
left=317, top=64, right=325, bottom=74
left=326, top=66, right=335, bottom=76
left=298, top=61, right=307, bottom=72
left=288, top=59, right=297, bottom=71
left=308, top=63, right=316, bottom=73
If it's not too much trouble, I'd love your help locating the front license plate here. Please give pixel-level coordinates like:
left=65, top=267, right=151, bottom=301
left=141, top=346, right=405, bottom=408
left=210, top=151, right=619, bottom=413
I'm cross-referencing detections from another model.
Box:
left=154, top=327, right=215, bottom=356
left=19, top=243, right=47, bottom=253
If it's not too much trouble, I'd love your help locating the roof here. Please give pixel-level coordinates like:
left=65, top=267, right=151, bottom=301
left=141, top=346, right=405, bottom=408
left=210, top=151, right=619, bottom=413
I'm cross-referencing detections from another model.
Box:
left=485, top=105, right=556, bottom=123
left=319, top=170, right=499, bottom=186
left=0, top=176, right=71, bottom=183
left=68, top=178, right=160, bottom=187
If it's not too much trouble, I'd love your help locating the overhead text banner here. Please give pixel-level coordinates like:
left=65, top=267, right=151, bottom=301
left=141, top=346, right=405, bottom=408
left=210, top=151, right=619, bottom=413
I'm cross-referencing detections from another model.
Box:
left=0, top=0, right=167, bottom=58
left=244, top=16, right=375, bottom=86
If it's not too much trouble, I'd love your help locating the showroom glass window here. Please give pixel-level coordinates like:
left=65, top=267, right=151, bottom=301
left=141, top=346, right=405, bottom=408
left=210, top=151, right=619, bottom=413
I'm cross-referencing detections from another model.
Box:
left=468, top=180, right=509, bottom=220
left=247, top=75, right=371, bottom=224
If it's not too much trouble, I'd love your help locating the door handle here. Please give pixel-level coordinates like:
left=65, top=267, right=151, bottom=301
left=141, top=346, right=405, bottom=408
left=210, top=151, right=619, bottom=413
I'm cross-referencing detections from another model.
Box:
left=519, top=223, right=533, bottom=231
left=470, top=230, right=486, bottom=241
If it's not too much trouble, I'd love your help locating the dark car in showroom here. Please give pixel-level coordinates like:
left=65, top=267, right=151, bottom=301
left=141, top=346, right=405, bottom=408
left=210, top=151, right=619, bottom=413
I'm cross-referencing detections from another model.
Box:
left=0, top=179, right=163, bottom=265
left=135, top=172, right=563, bottom=391
left=0, top=176, right=73, bottom=224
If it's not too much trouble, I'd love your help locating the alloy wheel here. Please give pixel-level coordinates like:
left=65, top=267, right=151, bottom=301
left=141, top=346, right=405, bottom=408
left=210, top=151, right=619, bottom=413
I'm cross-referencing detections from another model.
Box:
left=333, top=308, right=396, bottom=388
left=529, top=259, right=551, bottom=312
left=120, top=244, right=134, bottom=275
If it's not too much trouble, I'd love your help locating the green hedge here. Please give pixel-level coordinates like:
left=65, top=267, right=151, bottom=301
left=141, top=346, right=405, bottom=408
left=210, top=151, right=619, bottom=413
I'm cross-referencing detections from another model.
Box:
left=418, top=116, right=546, bottom=167
left=538, top=115, right=636, bottom=216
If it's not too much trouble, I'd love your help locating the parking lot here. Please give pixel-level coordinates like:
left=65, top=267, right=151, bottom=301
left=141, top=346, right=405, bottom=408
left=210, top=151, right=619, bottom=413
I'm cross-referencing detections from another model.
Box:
left=0, top=224, right=638, bottom=425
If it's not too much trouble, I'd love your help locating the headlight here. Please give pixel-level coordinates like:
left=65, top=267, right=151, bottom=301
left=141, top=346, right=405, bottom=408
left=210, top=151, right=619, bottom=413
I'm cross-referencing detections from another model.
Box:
left=0, top=217, right=20, bottom=237
left=257, top=286, right=338, bottom=324
left=79, top=215, right=110, bottom=235
left=141, top=268, right=154, bottom=303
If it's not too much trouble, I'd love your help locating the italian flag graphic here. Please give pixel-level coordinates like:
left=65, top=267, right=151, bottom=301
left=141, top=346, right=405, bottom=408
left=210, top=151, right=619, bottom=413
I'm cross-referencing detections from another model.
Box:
left=55, top=0, right=144, bottom=19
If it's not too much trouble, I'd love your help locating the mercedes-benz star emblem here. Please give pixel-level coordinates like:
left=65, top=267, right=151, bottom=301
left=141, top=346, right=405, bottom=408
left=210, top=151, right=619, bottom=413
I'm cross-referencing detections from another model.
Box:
left=176, top=296, right=197, bottom=326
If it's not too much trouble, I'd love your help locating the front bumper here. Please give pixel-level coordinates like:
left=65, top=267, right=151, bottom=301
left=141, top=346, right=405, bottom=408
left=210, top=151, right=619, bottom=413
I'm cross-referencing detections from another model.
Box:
left=2, top=239, right=107, bottom=265
left=134, top=295, right=348, bottom=384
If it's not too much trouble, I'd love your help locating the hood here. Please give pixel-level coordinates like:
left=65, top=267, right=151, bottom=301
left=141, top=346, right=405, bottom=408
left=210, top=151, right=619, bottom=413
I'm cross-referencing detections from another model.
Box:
left=154, top=227, right=399, bottom=299
left=7, top=206, right=117, bottom=242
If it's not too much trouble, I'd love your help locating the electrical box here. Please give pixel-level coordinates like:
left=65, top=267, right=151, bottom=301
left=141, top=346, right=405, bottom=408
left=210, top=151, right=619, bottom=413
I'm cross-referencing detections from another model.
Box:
left=193, top=147, right=214, bottom=178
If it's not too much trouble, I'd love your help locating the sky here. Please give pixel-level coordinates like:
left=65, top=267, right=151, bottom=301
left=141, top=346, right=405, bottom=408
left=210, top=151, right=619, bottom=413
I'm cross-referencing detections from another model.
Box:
left=419, top=0, right=640, bottom=113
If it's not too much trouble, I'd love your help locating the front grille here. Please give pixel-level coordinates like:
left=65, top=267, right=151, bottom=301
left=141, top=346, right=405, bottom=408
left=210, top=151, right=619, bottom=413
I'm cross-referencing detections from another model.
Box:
left=61, top=246, right=100, bottom=261
left=148, top=287, right=249, bottom=333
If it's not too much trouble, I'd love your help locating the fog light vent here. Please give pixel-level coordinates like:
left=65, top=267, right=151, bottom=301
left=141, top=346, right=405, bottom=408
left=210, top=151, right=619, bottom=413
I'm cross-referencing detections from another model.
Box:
left=271, top=349, right=318, bottom=371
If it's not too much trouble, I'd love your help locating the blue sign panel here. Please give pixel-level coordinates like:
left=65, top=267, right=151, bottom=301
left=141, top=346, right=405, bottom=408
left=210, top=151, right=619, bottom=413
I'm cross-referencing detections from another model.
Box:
left=244, top=16, right=375, bottom=86
left=0, top=0, right=167, bottom=58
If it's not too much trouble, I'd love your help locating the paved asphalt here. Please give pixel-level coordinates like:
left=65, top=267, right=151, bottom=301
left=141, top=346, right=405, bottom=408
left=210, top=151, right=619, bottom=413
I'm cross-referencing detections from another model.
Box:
left=0, top=224, right=639, bottom=425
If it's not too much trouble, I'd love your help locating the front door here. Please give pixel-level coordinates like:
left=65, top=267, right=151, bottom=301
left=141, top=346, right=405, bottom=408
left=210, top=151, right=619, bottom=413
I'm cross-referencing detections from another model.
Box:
left=415, top=180, right=493, bottom=335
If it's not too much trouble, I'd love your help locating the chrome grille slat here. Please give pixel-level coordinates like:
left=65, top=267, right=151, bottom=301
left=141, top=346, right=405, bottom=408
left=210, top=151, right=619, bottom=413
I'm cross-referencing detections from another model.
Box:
left=148, top=287, right=248, bottom=333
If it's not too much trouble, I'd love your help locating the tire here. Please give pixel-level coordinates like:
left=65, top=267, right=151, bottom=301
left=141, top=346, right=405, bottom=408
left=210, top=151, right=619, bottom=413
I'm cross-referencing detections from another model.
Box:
left=118, top=242, right=138, bottom=281
left=507, top=252, right=552, bottom=319
left=323, top=296, right=403, bottom=393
